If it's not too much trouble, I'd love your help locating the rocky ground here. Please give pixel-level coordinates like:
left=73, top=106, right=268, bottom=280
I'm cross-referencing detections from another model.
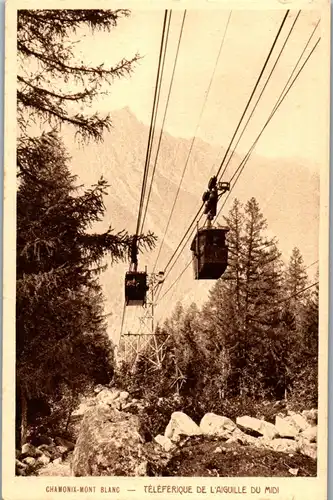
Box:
left=16, top=385, right=318, bottom=477
left=162, top=437, right=316, bottom=477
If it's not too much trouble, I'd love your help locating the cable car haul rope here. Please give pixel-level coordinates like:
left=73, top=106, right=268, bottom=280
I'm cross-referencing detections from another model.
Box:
left=120, top=9, right=320, bottom=341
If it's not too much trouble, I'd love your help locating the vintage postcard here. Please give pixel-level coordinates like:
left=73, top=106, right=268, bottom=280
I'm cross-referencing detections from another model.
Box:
left=2, top=0, right=330, bottom=499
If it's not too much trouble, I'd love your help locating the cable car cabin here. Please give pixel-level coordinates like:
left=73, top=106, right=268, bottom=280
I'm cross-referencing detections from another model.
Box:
left=190, top=227, right=229, bottom=280
left=125, top=271, right=148, bottom=306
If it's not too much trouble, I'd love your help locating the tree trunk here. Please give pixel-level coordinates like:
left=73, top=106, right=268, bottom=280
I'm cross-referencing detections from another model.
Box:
left=20, top=388, right=28, bottom=447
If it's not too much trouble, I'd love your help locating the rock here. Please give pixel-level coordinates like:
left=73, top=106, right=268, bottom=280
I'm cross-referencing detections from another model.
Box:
left=214, top=446, right=227, bottom=454
left=37, top=454, right=51, bottom=466
left=231, top=428, right=258, bottom=446
left=287, top=413, right=310, bottom=433
left=302, top=409, right=318, bottom=426
left=54, top=437, right=75, bottom=451
left=72, top=403, right=90, bottom=417
left=37, top=445, right=54, bottom=458
left=94, top=384, right=105, bottom=394
left=15, top=459, right=27, bottom=470
left=72, top=406, right=147, bottom=476
left=276, top=412, right=286, bottom=419
left=288, top=468, right=299, bottom=476
left=123, top=401, right=141, bottom=413
left=21, top=443, right=39, bottom=458
left=16, top=468, right=27, bottom=476
left=114, top=400, right=122, bottom=410
left=96, top=389, right=120, bottom=405
left=200, top=413, right=237, bottom=438
left=56, top=445, right=68, bottom=457
left=265, top=438, right=298, bottom=454
left=15, top=449, right=21, bottom=459
left=299, top=441, right=317, bottom=460
left=135, top=460, right=148, bottom=476
left=22, top=456, right=36, bottom=466
left=236, top=416, right=278, bottom=440
left=225, top=437, right=240, bottom=445
left=164, top=412, right=202, bottom=443
left=53, top=457, right=62, bottom=466
left=154, top=434, right=176, bottom=453
left=300, top=426, right=317, bottom=443
left=275, top=415, right=299, bottom=438
left=118, top=391, right=130, bottom=402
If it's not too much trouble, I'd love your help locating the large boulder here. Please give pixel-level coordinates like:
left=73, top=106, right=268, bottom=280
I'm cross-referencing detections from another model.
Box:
left=228, top=428, right=259, bottom=446
left=200, top=413, right=236, bottom=438
left=286, top=413, right=310, bottom=433
left=300, top=426, right=317, bottom=443
left=72, top=405, right=147, bottom=476
left=275, top=415, right=299, bottom=438
left=165, top=412, right=202, bottom=443
left=21, top=443, right=41, bottom=459
left=298, top=440, right=317, bottom=460
left=264, top=438, right=299, bottom=454
left=154, top=434, right=176, bottom=452
left=236, top=416, right=278, bottom=440
left=302, top=409, right=318, bottom=426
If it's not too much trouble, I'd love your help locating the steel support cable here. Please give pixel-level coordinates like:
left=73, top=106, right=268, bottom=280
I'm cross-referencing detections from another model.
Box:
left=158, top=11, right=290, bottom=281
left=140, top=11, right=172, bottom=228
left=161, top=12, right=302, bottom=283
left=223, top=23, right=320, bottom=189
left=158, top=259, right=193, bottom=302
left=152, top=11, right=232, bottom=272
left=305, top=260, right=319, bottom=270
left=277, top=281, right=319, bottom=305
left=216, top=33, right=321, bottom=219
left=248, top=280, right=319, bottom=323
left=157, top=33, right=320, bottom=304
left=219, top=10, right=300, bottom=181
left=135, top=10, right=169, bottom=236
left=215, top=10, right=290, bottom=181
left=141, top=10, right=187, bottom=236
left=122, top=11, right=169, bottom=342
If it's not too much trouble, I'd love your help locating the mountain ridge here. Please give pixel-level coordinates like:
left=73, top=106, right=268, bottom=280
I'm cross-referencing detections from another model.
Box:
left=63, top=107, right=320, bottom=343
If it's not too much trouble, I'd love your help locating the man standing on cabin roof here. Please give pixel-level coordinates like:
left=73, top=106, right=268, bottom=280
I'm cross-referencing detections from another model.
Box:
left=203, top=176, right=218, bottom=228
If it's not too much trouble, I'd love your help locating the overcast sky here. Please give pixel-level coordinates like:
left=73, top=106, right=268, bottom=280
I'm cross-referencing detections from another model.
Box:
left=74, top=8, right=323, bottom=168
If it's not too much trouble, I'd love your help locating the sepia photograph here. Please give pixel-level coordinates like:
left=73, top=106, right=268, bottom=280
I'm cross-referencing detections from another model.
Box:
left=2, top=1, right=330, bottom=498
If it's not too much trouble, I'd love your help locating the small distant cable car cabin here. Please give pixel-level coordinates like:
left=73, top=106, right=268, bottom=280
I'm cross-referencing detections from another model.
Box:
left=125, top=271, right=148, bottom=306
left=190, top=227, right=229, bottom=280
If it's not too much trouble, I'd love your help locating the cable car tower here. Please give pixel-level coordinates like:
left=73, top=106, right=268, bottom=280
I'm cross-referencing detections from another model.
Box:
left=190, top=176, right=230, bottom=280
left=120, top=271, right=165, bottom=371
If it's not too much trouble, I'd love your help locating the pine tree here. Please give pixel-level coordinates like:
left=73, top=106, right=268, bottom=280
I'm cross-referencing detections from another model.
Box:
left=289, top=272, right=318, bottom=406
left=283, top=247, right=309, bottom=328
left=15, top=10, right=157, bottom=445
left=16, top=133, right=155, bottom=445
left=204, top=198, right=284, bottom=398
left=17, top=9, right=139, bottom=144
